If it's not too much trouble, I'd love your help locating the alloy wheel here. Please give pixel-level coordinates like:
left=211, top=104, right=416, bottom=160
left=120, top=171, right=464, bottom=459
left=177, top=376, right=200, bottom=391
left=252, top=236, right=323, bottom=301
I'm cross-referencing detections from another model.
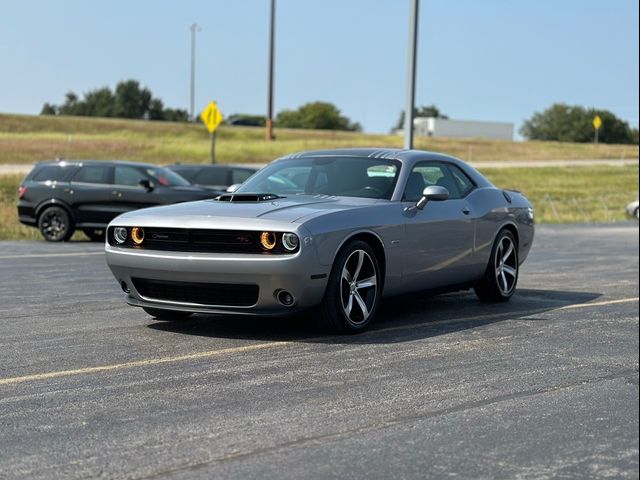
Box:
left=340, top=249, right=377, bottom=324
left=494, top=236, right=518, bottom=295
left=40, top=209, right=68, bottom=241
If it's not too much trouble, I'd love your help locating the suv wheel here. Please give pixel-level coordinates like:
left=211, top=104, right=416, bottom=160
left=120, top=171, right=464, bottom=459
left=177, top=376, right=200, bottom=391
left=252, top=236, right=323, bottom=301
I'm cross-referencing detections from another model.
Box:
left=38, top=206, right=74, bottom=242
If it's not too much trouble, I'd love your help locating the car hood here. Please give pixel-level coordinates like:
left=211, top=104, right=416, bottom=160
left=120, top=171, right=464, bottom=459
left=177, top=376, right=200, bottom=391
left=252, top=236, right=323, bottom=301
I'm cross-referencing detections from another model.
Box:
left=111, top=195, right=382, bottom=229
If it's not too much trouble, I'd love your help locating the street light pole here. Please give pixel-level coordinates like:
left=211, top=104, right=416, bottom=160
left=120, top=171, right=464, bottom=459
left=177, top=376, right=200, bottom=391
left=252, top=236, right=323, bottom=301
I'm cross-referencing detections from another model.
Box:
left=266, top=0, right=276, bottom=141
left=403, top=0, right=419, bottom=149
left=189, top=23, right=201, bottom=121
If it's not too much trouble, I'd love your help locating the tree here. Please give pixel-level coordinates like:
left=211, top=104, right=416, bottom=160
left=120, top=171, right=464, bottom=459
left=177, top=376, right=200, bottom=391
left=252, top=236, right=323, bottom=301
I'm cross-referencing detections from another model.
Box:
left=276, top=102, right=361, bottom=131
left=40, top=80, right=189, bottom=122
left=394, top=105, right=448, bottom=130
left=520, top=103, right=637, bottom=144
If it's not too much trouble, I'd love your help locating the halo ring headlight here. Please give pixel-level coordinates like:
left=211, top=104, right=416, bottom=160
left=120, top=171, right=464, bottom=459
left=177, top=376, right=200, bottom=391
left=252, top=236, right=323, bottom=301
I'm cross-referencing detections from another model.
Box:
left=281, top=233, right=299, bottom=251
left=131, top=227, right=145, bottom=245
left=260, top=231, right=277, bottom=250
left=113, top=227, right=128, bottom=244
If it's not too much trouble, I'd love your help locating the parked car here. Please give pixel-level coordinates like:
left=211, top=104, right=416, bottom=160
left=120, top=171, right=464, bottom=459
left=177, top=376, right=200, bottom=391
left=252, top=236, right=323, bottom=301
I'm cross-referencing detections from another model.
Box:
left=106, top=149, right=535, bottom=333
left=167, top=164, right=258, bottom=193
left=626, top=200, right=639, bottom=220
left=18, top=160, right=215, bottom=242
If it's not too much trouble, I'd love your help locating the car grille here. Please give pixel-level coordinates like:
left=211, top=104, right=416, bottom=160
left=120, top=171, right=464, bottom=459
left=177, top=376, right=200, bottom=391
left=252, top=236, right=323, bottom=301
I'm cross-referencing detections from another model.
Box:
left=132, top=278, right=259, bottom=307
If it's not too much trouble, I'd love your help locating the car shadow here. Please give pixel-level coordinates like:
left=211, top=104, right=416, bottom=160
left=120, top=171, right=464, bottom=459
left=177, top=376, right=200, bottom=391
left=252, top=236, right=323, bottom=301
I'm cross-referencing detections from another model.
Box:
left=148, top=288, right=601, bottom=345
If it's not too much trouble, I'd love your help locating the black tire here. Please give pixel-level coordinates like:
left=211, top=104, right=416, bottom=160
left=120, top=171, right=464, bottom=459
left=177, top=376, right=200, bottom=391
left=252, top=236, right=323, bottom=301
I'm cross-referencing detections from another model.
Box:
left=83, top=228, right=106, bottom=242
left=474, top=229, right=519, bottom=302
left=38, top=206, right=74, bottom=242
left=317, top=240, right=381, bottom=334
left=634, top=207, right=639, bottom=221
left=142, top=307, right=193, bottom=321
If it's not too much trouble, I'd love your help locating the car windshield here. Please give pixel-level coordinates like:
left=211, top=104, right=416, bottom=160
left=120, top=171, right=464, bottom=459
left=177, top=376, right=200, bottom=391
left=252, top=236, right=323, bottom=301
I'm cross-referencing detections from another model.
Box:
left=145, top=167, right=191, bottom=187
left=236, top=156, right=400, bottom=200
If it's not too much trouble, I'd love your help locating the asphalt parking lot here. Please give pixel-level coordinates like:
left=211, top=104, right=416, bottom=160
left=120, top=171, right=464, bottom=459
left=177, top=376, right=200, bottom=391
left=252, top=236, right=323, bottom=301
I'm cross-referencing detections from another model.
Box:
left=0, top=223, right=638, bottom=479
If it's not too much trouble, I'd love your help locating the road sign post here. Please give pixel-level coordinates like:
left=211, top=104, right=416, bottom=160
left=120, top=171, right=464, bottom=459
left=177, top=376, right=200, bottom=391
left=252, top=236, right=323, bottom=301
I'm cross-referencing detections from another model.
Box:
left=200, top=101, right=224, bottom=163
left=593, top=115, right=602, bottom=144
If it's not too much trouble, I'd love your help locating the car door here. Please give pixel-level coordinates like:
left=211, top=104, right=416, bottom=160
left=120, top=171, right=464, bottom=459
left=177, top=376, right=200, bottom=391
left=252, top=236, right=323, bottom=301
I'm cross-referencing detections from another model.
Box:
left=68, top=164, right=116, bottom=225
left=401, top=162, right=476, bottom=291
left=112, top=165, right=158, bottom=214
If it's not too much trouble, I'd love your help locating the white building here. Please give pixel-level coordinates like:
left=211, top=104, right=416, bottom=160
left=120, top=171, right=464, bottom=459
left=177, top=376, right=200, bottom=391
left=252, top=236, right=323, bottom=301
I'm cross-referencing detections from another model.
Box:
left=413, top=117, right=514, bottom=141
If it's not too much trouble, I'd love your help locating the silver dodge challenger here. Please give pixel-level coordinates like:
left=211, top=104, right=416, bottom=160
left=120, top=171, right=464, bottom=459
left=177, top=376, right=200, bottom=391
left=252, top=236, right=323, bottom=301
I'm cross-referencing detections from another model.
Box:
left=105, top=149, right=535, bottom=333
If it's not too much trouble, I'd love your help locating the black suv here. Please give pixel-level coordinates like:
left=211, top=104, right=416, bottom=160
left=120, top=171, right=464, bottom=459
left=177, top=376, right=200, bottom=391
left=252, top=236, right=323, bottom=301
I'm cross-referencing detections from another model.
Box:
left=18, top=160, right=215, bottom=241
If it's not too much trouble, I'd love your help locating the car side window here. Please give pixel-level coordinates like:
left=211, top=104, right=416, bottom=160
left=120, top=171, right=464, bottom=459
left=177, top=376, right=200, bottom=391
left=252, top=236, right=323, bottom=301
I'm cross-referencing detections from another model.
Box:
left=404, top=163, right=464, bottom=201
left=196, top=168, right=228, bottom=185
left=447, top=165, right=475, bottom=197
left=231, top=169, right=254, bottom=184
left=72, top=165, right=112, bottom=185
left=115, top=166, right=147, bottom=187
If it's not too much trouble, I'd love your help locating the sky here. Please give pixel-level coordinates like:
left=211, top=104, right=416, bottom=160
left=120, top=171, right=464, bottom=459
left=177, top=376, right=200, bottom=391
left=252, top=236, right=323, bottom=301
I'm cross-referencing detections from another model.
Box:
left=0, top=0, right=638, bottom=134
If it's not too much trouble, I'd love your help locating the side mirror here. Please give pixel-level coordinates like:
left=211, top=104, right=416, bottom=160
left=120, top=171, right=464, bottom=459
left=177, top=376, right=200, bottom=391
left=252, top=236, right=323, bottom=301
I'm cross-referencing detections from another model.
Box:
left=416, top=185, right=449, bottom=210
left=226, top=183, right=241, bottom=193
left=138, top=179, right=155, bottom=192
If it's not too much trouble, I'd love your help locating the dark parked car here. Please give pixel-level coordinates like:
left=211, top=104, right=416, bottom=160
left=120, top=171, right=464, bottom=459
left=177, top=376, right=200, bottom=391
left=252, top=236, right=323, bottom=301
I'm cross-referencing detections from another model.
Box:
left=18, top=160, right=215, bottom=242
left=167, top=164, right=258, bottom=193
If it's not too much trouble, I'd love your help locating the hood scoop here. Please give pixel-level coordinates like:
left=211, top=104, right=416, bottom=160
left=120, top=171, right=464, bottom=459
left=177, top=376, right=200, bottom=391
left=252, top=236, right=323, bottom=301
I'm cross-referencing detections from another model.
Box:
left=216, top=193, right=284, bottom=202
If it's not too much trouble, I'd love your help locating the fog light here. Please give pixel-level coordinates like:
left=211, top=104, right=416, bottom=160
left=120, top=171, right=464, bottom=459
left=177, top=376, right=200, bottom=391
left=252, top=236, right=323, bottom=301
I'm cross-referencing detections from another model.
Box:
left=281, top=232, right=299, bottom=251
left=114, top=227, right=127, bottom=244
left=120, top=281, right=130, bottom=293
left=131, top=227, right=144, bottom=245
left=260, top=231, right=276, bottom=250
left=277, top=290, right=295, bottom=306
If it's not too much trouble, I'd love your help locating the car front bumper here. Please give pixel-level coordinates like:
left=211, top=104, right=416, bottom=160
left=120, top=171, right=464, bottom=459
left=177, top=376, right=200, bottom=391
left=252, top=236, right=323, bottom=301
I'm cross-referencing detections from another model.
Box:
left=105, top=244, right=330, bottom=315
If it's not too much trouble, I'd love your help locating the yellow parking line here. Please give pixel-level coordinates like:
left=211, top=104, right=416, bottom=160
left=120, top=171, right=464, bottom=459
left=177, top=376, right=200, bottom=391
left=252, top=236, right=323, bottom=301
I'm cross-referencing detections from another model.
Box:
left=0, top=252, right=104, bottom=260
left=0, top=341, right=293, bottom=386
left=0, top=296, right=637, bottom=387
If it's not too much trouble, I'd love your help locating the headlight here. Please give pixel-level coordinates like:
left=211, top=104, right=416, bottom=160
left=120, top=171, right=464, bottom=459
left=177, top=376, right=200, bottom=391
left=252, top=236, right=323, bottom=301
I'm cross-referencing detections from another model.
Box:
left=260, top=231, right=276, bottom=250
left=131, top=227, right=145, bottom=245
left=113, top=227, right=128, bottom=244
left=281, top=233, right=299, bottom=251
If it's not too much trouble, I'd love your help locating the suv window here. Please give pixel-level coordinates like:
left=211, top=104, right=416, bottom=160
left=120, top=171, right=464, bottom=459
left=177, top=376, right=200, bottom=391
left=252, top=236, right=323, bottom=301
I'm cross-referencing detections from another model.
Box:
left=231, top=168, right=254, bottom=184
left=195, top=168, right=228, bottom=186
left=32, top=165, right=72, bottom=182
left=115, top=166, right=147, bottom=187
left=170, top=167, right=199, bottom=182
left=72, top=165, right=112, bottom=184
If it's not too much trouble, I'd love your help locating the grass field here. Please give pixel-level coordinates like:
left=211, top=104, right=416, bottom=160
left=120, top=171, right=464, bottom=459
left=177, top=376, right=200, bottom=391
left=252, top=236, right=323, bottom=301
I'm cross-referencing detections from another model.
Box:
left=1, top=165, right=637, bottom=241
left=1, top=113, right=637, bottom=165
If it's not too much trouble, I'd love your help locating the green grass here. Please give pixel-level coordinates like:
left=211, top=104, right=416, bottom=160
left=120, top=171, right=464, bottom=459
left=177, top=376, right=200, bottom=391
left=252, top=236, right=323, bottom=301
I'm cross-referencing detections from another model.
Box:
left=480, top=165, right=639, bottom=223
left=1, top=165, right=636, bottom=240
left=1, top=113, right=637, bottom=165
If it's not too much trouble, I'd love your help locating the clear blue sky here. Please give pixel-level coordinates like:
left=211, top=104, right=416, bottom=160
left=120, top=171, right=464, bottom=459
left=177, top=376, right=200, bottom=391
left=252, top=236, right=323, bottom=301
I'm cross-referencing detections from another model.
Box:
left=0, top=0, right=638, bottom=134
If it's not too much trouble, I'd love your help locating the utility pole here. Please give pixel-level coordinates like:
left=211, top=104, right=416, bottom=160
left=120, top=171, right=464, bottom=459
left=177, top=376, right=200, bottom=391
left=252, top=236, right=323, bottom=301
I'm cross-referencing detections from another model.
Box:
left=403, top=0, right=419, bottom=149
left=266, top=0, right=276, bottom=141
left=189, top=23, right=201, bottom=121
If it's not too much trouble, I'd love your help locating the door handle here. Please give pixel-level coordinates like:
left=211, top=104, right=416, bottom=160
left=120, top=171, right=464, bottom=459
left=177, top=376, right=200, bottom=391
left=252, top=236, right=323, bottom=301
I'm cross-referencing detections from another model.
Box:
left=112, top=191, right=122, bottom=197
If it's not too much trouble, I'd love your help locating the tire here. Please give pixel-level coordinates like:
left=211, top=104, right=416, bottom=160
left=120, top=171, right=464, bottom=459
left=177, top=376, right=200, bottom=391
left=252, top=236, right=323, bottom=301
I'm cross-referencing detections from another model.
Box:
left=38, top=206, right=74, bottom=242
left=634, top=208, right=639, bottom=221
left=142, top=307, right=193, bottom=321
left=474, top=229, right=519, bottom=302
left=83, top=228, right=106, bottom=242
left=317, top=240, right=381, bottom=334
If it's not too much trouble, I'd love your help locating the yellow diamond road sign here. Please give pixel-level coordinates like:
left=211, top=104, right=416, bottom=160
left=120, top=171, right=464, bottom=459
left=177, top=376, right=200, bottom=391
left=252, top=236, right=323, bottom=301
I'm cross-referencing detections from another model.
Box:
left=593, top=115, right=602, bottom=130
left=201, top=101, right=224, bottom=134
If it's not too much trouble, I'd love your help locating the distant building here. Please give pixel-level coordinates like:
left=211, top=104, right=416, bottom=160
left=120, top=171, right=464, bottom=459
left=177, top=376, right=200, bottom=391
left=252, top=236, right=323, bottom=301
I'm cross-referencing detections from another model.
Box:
left=412, top=117, right=514, bottom=141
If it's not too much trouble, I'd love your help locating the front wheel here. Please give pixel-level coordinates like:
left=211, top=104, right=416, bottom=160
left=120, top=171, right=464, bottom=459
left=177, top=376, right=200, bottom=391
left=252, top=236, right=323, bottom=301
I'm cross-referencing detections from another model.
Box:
left=317, top=240, right=381, bottom=334
left=38, top=206, right=74, bottom=242
left=474, top=229, right=519, bottom=302
left=142, top=307, right=193, bottom=321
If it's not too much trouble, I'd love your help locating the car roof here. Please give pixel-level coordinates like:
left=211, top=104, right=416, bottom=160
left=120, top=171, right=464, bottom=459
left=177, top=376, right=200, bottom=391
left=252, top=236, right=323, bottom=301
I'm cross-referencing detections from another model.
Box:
left=36, top=159, right=160, bottom=169
left=278, top=148, right=460, bottom=163
left=167, top=163, right=259, bottom=170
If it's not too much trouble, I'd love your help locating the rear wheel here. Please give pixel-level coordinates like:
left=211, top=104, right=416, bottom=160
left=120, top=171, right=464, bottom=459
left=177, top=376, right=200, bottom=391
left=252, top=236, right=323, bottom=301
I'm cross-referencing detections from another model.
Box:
left=83, top=228, right=106, bottom=242
left=38, top=206, right=74, bottom=242
left=317, top=240, right=381, bottom=334
left=142, top=307, right=193, bottom=321
left=474, top=229, right=519, bottom=302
